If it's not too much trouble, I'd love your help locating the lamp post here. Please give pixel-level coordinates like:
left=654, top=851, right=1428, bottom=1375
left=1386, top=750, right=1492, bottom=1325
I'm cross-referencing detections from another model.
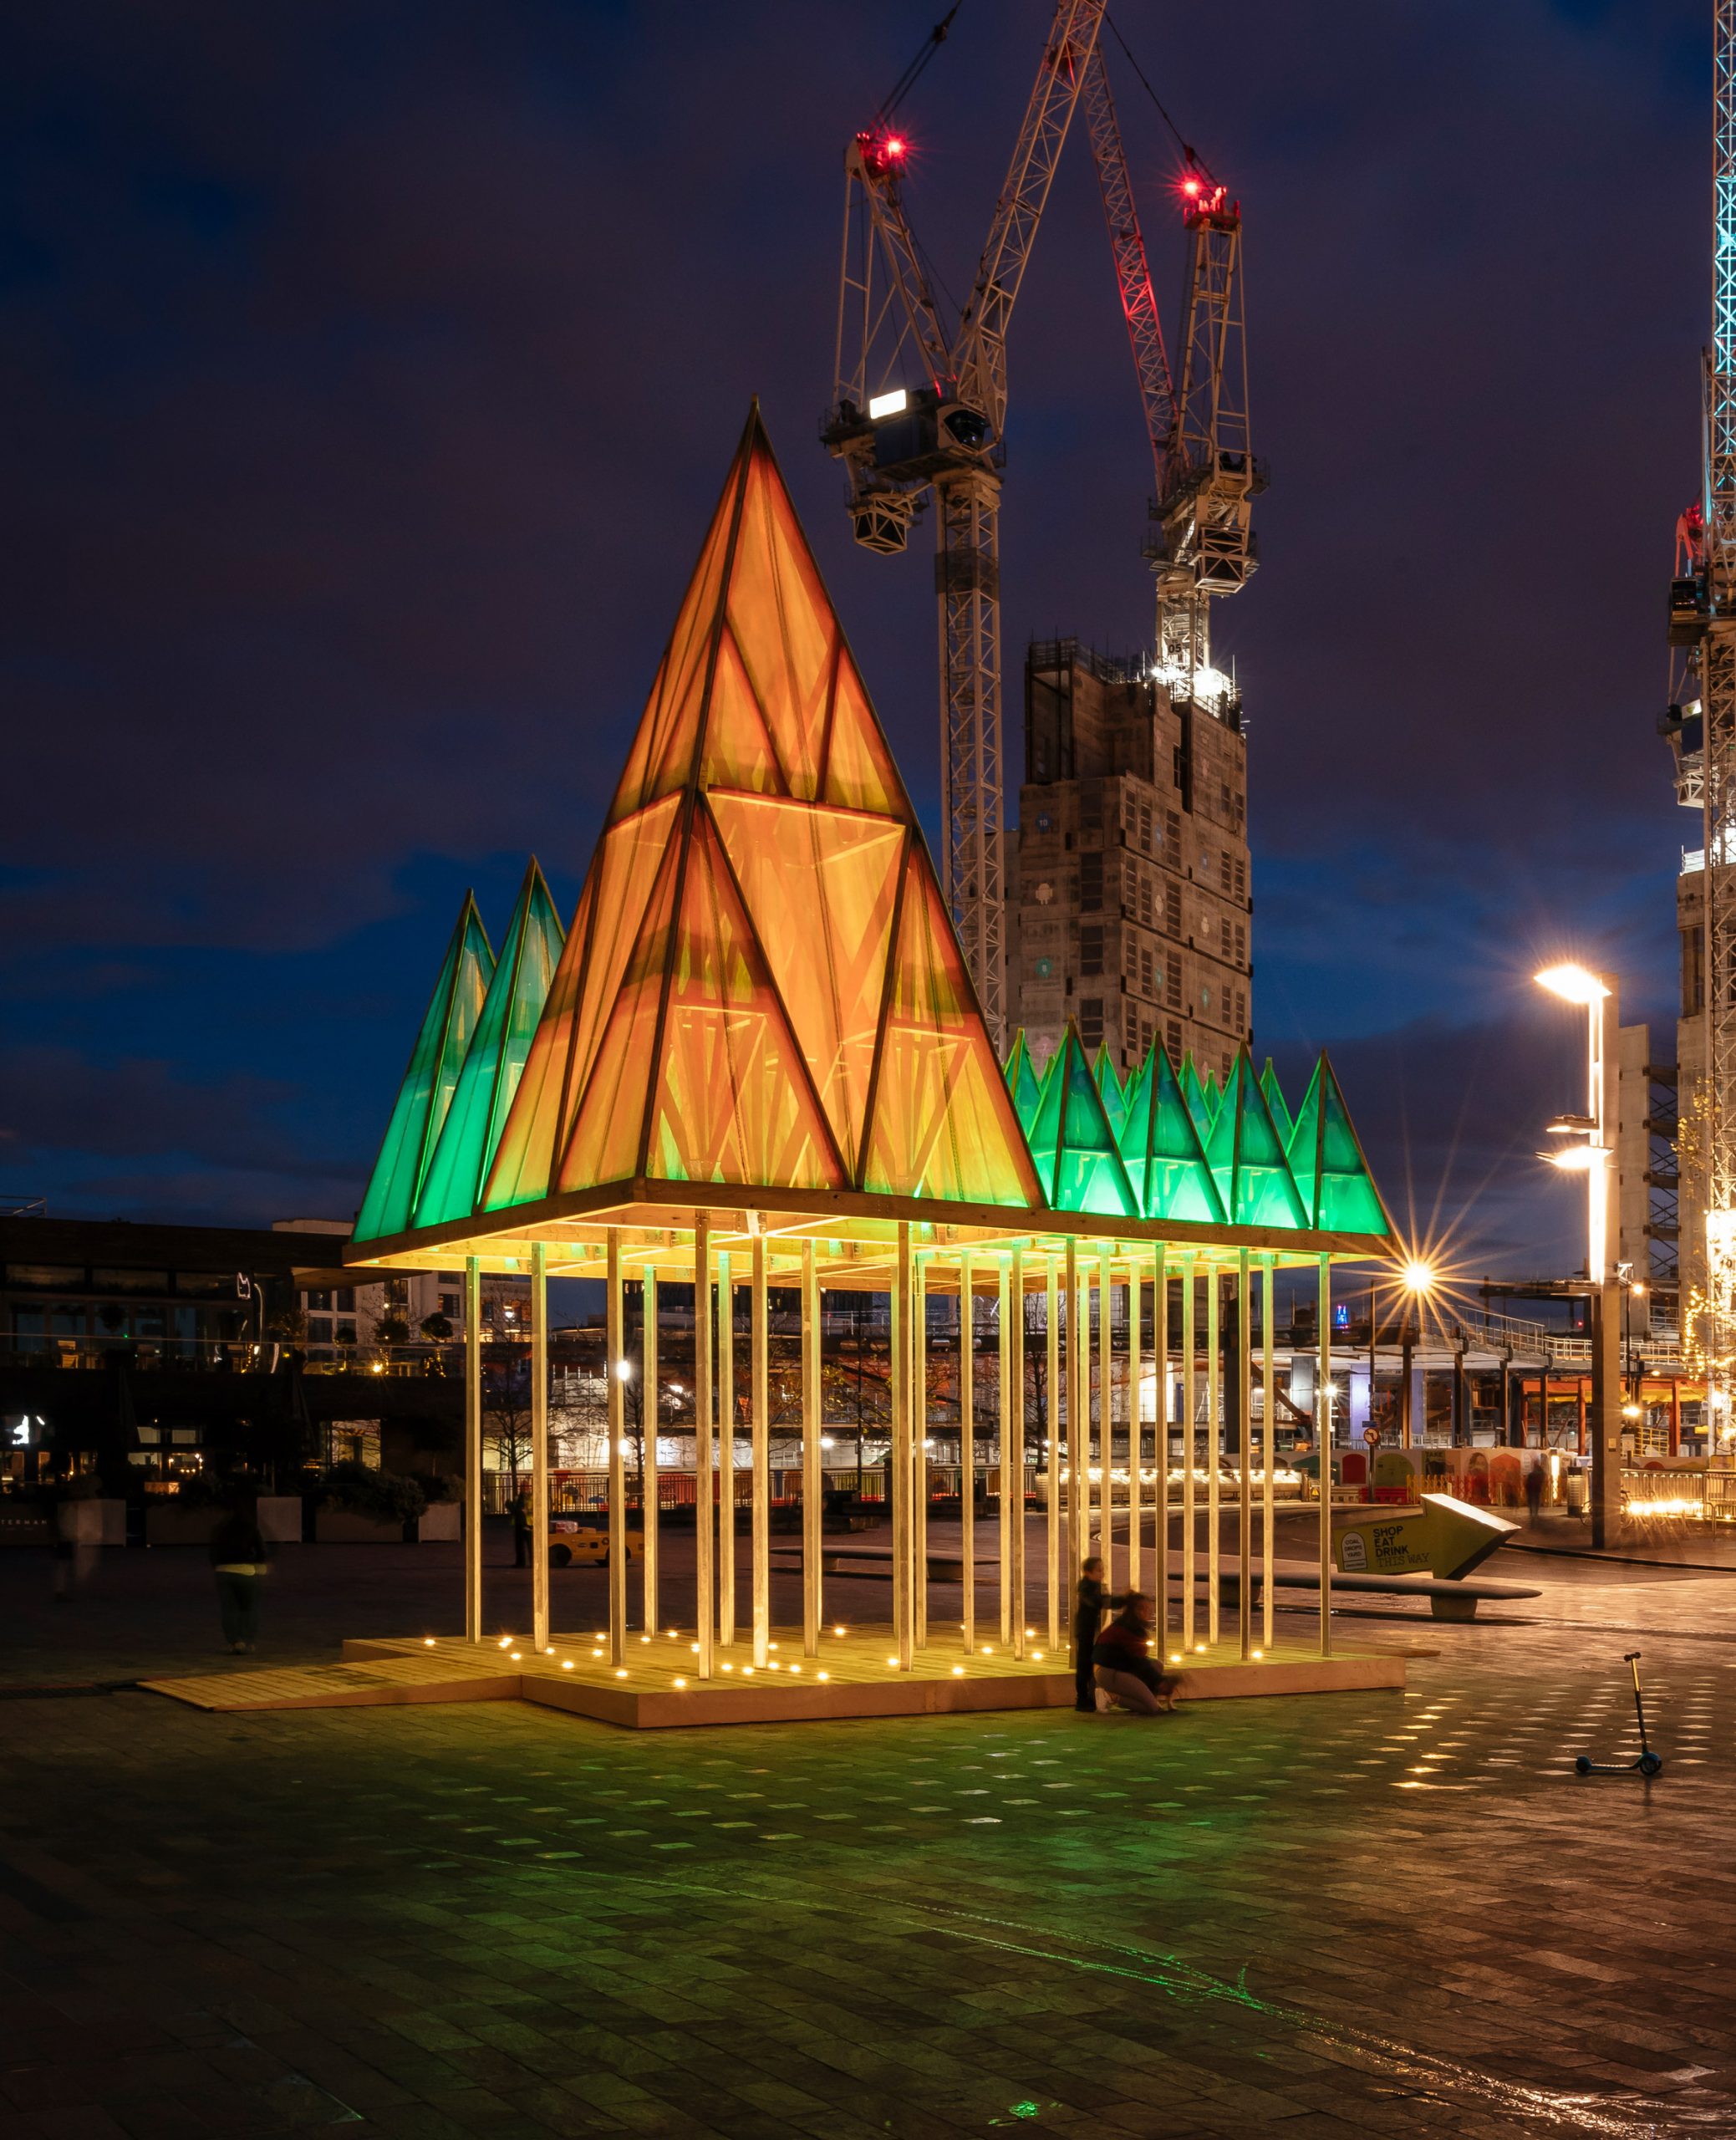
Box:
left=1535, top=963, right=1621, bottom=1546
left=1397, top=1261, right=1433, bottom=1451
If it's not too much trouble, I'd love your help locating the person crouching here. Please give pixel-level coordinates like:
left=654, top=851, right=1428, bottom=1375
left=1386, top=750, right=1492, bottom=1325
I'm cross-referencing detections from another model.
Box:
left=1092, top=1592, right=1179, bottom=1714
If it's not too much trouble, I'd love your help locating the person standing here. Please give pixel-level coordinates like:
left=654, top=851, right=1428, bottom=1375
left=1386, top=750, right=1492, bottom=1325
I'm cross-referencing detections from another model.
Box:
left=209, top=1497, right=268, bottom=1654
left=512, top=1485, right=532, bottom=1569
left=1072, top=1555, right=1114, bottom=1713
left=1525, top=1461, right=1545, bottom=1526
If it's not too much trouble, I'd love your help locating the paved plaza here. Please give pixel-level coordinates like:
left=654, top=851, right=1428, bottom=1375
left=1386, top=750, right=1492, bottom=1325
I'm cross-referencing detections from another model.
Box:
left=4, top=1529, right=1736, bottom=2137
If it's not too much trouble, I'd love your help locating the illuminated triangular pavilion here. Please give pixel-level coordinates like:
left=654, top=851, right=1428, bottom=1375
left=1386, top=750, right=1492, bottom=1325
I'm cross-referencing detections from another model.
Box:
left=1287, top=1054, right=1392, bottom=1236
left=1204, top=1050, right=1310, bottom=1230
left=1092, top=1044, right=1128, bottom=1139
left=1260, top=1057, right=1294, bottom=1147
left=1027, top=1023, right=1138, bottom=1219
left=1118, top=1042, right=1226, bottom=1225
left=479, top=405, right=1040, bottom=1218
left=1179, top=1053, right=1215, bottom=1142
left=354, top=894, right=494, bottom=1244
left=1003, top=1029, right=1043, bottom=1135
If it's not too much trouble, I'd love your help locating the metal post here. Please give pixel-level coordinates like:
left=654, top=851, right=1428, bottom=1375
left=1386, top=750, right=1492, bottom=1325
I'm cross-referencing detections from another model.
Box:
left=1207, top=1266, right=1221, bottom=1647
left=751, top=1233, right=770, bottom=1669
left=1317, top=1252, right=1332, bottom=1659
left=642, top=1266, right=659, bottom=1636
left=465, top=1255, right=482, bottom=1643
left=914, top=1258, right=929, bottom=1650
left=1155, top=1246, right=1169, bottom=1640
left=1010, top=1245, right=1026, bottom=1658
left=1128, top=1255, right=1143, bottom=1594
left=1067, top=1236, right=1083, bottom=1587
left=531, top=1241, right=550, bottom=1654
left=1181, top=1257, right=1196, bottom=1648
left=693, top=1217, right=714, bottom=1680
left=1591, top=1280, right=1621, bottom=1549
left=1045, top=1258, right=1060, bottom=1649
left=1261, top=1257, right=1275, bottom=1653
left=893, top=1220, right=914, bottom=1669
left=802, top=1239, right=820, bottom=1658
left=960, top=1250, right=975, bottom=1655
left=1237, top=1251, right=1252, bottom=1660
left=1097, top=1245, right=1113, bottom=1587
left=998, top=1256, right=1013, bottom=1645
left=717, top=1251, right=734, bottom=1650
left=607, top=1230, right=626, bottom=1665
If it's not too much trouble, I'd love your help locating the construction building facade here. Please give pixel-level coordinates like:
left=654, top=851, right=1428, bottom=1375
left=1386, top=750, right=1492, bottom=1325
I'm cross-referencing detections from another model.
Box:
left=1008, top=637, right=1251, bottom=1080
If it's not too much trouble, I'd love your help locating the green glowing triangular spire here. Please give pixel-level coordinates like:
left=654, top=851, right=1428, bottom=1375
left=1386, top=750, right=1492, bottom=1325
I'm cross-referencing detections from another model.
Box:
left=1179, top=1052, right=1216, bottom=1141
left=1003, top=1029, right=1043, bottom=1136
left=1028, top=1023, right=1138, bottom=1218
left=354, top=894, right=495, bottom=1242
left=415, top=860, right=566, bottom=1230
left=1286, top=1052, right=1392, bottom=1236
left=1260, top=1057, right=1294, bottom=1147
left=1204, top=1048, right=1310, bottom=1230
left=1118, top=1042, right=1226, bottom=1224
left=1092, top=1043, right=1128, bottom=1138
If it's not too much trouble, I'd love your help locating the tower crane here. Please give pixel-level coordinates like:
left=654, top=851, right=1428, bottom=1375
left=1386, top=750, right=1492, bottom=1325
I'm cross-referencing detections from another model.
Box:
left=1665, top=0, right=1736, bottom=1404
left=825, top=0, right=1109, bottom=1051
left=1077, top=43, right=1262, bottom=705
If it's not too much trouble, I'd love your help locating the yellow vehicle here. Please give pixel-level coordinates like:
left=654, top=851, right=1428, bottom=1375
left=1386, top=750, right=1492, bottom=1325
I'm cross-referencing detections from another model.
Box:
left=547, top=1514, right=644, bottom=1568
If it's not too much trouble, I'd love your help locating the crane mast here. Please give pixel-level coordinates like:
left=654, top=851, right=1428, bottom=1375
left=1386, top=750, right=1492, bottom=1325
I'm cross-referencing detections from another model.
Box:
left=825, top=0, right=1108, bottom=1050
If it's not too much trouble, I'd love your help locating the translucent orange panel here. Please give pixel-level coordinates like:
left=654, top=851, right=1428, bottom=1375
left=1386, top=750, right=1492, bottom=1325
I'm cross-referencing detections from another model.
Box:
left=862, top=854, right=1039, bottom=1206
left=727, top=446, right=835, bottom=800
left=644, top=811, right=843, bottom=1190
left=707, top=792, right=903, bottom=1177
left=557, top=833, right=684, bottom=1193
left=486, top=794, right=679, bottom=1210
left=823, top=648, right=904, bottom=817
left=697, top=625, right=784, bottom=797
left=608, top=470, right=735, bottom=823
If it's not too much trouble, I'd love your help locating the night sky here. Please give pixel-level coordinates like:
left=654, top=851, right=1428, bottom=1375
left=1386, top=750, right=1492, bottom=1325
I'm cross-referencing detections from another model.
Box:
left=1, top=2, right=1708, bottom=1277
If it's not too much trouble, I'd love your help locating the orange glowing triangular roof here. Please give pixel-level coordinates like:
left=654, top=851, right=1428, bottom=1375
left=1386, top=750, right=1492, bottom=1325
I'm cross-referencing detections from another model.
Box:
left=482, top=405, right=1041, bottom=1215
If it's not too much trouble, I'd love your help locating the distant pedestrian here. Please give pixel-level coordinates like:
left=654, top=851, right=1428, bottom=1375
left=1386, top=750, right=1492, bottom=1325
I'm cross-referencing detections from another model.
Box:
left=512, top=1486, right=532, bottom=1569
left=1092, top=1593, right=1179, bottom=1714
left=209, top=1498, right=268, bottom=1653
left=1525, top=1463, right=1545, bottom=1523
left=1073, top=1555, right=1118, bottom=1712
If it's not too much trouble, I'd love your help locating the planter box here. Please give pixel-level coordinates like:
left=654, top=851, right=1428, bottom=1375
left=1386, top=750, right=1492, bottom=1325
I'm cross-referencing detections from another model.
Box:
left=145, top=1505, right=221, bottom=1547
left=258, top=1495, right=303, bottom=1544
left=416, top=1502, right=459, bottom=1541
left=315, top=1508, right=407, bottom=1544
left=59, top=1499, right=125, bottom=1546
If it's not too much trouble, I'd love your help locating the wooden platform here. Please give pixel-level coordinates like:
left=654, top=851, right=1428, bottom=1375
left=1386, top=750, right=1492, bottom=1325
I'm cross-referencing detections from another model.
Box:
left=141, top=1623, right=1404, bottom=1727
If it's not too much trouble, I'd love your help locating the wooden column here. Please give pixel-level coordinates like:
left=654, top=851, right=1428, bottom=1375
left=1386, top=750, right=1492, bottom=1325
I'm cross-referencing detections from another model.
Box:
left=531, top=1241, right=550, bottom=1653
left=1181, top=1258, right=1196, bottom=1648
left=1045, top=1260, right=1061, bottom=1649
left=998, top=1256, right=1013, bottom=1645
left=960, top=1250, right=975, bottom=1655
left=1128, top=1256, right=1143, bottom=1594
left=1237, top=1250, right=1252, bottom=1660
left=1097, top=1246, right=1112, bottom=1585
left=717, top=1251, right=735, bottom=1650
left=1010, top=1246, right=1026, bottom=1658
left=1318, top=1253, right=1333, bottom=1659
left=464, top=1256, right=482, bottom=1643
left=693, top=1217, right=714, bottom=1680
left=641, top=1266, right=659, bottom=1636
left=1207, top=1266, right=1221, bottom=1647
left=750, top=1234, right=770, bottom=1668
left=1067, top=1237, right=1083, bottom=1588
left=1261, top=1256, right=1275, bottom=1653
left=893, top=1220, right=914, bottom=1669
left=1154, top=1246, right=1168, bottom=1640
left=606, top=1230, right=627, bottom=1665
left=801, top=1239, right=820, bottom=1658
left=914, top=1259, right=929, bottom=1650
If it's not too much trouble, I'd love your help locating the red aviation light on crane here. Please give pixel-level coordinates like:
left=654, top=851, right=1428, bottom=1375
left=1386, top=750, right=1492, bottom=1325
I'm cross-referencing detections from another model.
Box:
left=857, top=127, right=911, bottom=180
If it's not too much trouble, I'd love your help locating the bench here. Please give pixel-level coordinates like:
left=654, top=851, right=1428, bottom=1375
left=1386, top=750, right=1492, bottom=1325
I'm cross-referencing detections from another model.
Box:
left=1221, top=1562, right=1540, bottom=1622
left=769, top=1545, right=996, bottom=1584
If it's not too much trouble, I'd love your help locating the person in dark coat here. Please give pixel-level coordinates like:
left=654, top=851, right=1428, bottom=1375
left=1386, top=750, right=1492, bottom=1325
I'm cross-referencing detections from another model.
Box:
left=1072, top=1556, right=1117, bottom=1712
left=1524, top=1462, right=1545, bottom=1523
left=1092, top=1592, right=1179, bottom=1714
left=208, top=1499, right=269, bottom=1653
left=512, top=1487, right=532, bottom=1568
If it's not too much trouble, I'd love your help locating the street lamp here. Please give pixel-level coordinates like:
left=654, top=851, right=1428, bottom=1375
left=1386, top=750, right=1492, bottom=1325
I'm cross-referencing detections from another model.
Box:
left=1534, top=961, right=1619, bottom=1545
left=1393, top=1261, right=1433, bottom=1450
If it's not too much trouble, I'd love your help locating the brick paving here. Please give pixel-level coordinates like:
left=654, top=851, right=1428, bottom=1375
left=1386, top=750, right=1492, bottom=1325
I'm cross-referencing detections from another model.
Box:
left=4, top=1532, right=1736, bottom=2135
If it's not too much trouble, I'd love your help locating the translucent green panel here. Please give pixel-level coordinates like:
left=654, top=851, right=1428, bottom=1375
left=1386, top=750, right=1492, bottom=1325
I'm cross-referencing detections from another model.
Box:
left=1204, top=1051, right=1310, bottom=1231
left=1260, top=1057, right=1294, bottom=1148
left=1003, top=1030, right=1043, bottom=1136
left=1092, top=1044, right=1128, bottom=1138
left=1028, top=1027, right=1138, bottom=1219
left=1180, top=1053, right=1217, bottom=1142
left=354, top=896, right=495, bottom=1242
left=1118, top=1042, right=1225, bottom=1225
left=1288, top=1055, right=1392, bottom=1236
left=415, top=861, right=565, bottom=1230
